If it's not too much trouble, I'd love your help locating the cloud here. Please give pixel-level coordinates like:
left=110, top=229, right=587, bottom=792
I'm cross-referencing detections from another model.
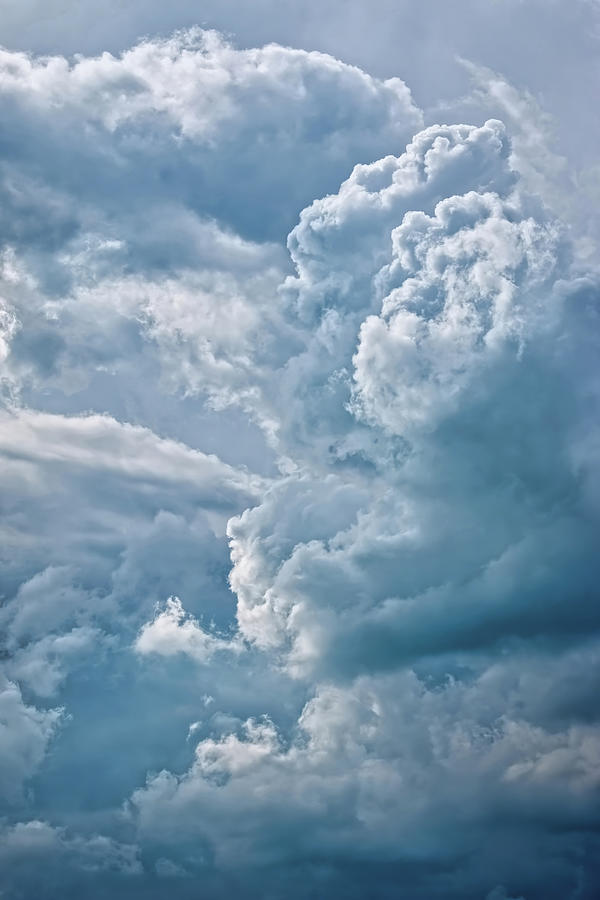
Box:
left=0, top=409, right=262, bottom=817
left=122, top=104, right=600, bottom=899
left=0, top=29, right=421, bottom=270
left=0, top=407, right=260, bottom=496
left=0, top=30, right=420, bottom=428
left=0, top=17, right=599, bottom=900
left=0, top=676, right=63, bottom=803
left=135, top=596, right=240, bottom=663
left=351, top=190, right=564, bottom=434
left=0, top=819, right=142, bottom=899
left=0, top=408, right=260, bottom=594
left=0, top=407, right=262, bottom=503
left=448, top=60, right=600, bottom=265
left=224, top=119, right=599, bottom=685
left=260, top=119, right=519, bottom=465
left=130, top=655, right=600, bottom=895
left=6, top=625, right=104, bottom=697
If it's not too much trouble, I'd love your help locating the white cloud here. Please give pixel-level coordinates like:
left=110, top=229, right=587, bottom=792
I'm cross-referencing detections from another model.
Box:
left=130, top=653, right=600, bottom=884
left=135, top=596, right=240, bottom=663
left=0, top=408, right=261, bottom=498
left=0, top=28, right=422, bottom=270
left=352, top=189, right=564, bottom=434
left=0, top=30, right=420, bottom=143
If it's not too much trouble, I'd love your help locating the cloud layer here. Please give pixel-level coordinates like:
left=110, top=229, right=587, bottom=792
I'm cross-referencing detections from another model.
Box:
left=0, top=18, right=599, bottom=900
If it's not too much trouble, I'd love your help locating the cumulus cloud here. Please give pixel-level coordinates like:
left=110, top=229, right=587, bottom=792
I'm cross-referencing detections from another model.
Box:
left=257, top=119, right=521, bottom=464
left=352, top=189, right=564, bottom=433
left=130, top=656, right=600, bottom=894
left=123, top=108, right=600, bottom=899
left=0, top=30, right=421, bottom=432
left=223, top=119, right=599, bottom=686
left=135, top=596, right=240, bottom=663
left=0, top=15, right=599, bottom=900
left=0, top=28, right=421, bottom=280
left=0, top=409, right=262, bottom=825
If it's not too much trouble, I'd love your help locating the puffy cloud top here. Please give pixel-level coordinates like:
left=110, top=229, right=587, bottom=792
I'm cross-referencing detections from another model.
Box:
left=0, top=29, right=421, bottom=251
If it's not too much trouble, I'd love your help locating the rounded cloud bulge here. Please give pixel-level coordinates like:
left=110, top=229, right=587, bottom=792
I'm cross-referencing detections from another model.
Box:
left=227, top=119, right=599, bottom=685
left=0, top=27, right=422, bottom=252
left=0, top=18, right=599, bottom=900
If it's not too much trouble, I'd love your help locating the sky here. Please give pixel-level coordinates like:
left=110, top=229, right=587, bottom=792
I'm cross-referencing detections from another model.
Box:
left=0, top=2, right=599, bottom=899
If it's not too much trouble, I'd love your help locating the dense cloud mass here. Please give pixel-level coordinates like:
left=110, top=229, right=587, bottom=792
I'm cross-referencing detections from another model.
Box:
left=0, top=8, right=599, bottom=900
